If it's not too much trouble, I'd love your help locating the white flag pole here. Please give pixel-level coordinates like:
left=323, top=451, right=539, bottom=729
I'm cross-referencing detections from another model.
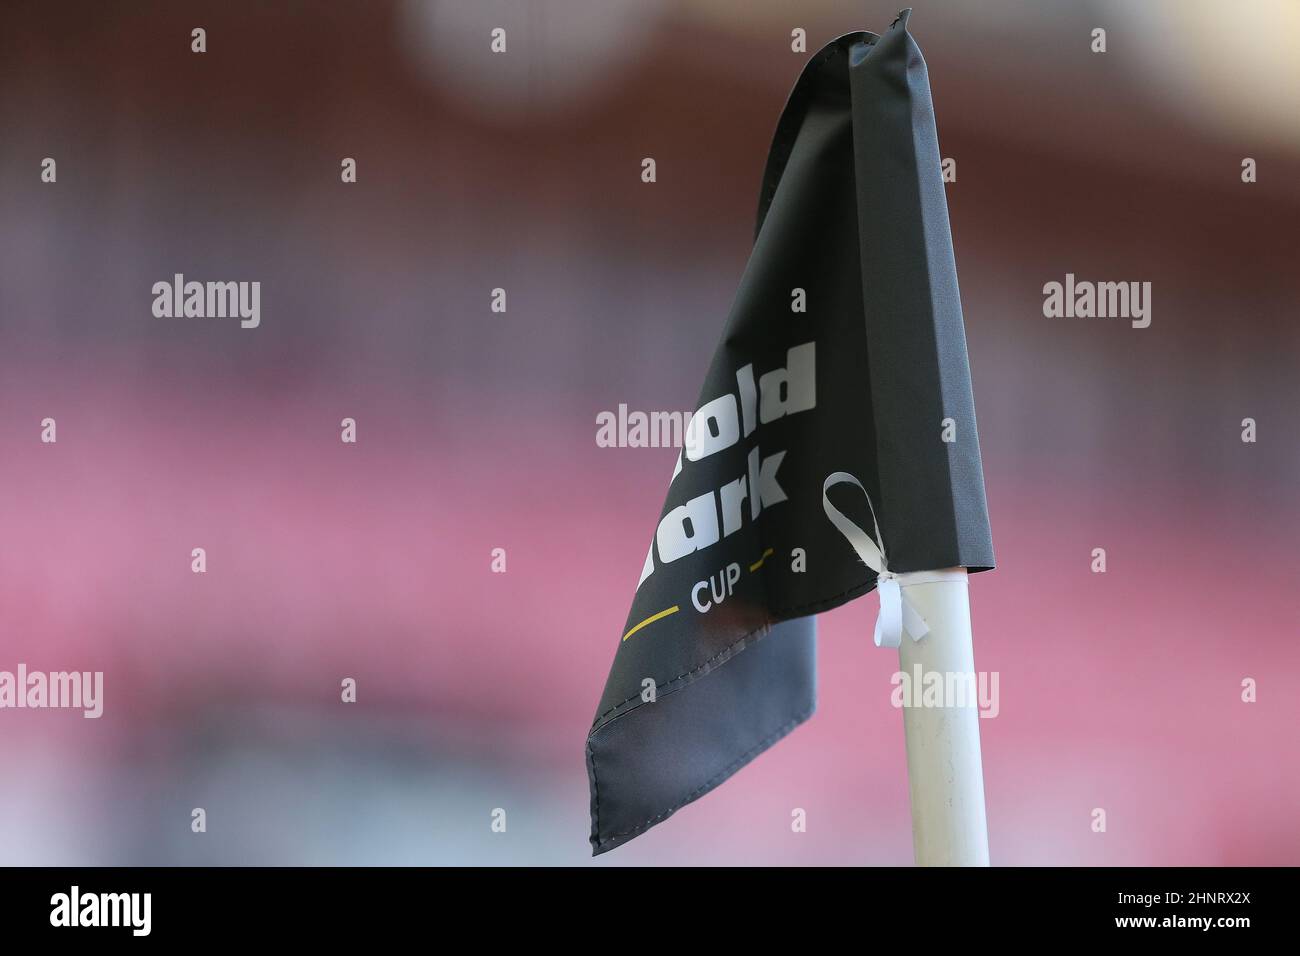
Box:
left=820, top=474, right=989, bottom=865
left=895, top=569, right=990, bottom=866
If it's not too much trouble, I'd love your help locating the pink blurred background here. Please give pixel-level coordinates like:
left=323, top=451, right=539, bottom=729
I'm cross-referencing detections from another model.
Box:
left=1, top=0, right=1297, bottom=865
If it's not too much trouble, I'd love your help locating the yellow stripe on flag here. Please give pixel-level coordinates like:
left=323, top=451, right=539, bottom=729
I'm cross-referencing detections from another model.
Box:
left=622, top=605, right=680, bottom=642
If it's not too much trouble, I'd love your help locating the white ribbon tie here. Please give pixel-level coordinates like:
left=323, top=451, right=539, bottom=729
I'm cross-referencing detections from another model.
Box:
left=822, top=471, right=952, bottom=649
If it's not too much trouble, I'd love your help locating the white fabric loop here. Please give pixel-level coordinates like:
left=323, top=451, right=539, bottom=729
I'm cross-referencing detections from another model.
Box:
left=822, top=471, right=955, bottom=648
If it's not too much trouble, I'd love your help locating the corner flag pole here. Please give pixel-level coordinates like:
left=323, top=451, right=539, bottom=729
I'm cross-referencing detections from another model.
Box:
left=895, top=570, right=990, bottom=866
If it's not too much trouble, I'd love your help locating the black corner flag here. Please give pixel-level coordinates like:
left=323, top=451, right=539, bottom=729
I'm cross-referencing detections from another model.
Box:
left=587, top=9, right=994, bottom=855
